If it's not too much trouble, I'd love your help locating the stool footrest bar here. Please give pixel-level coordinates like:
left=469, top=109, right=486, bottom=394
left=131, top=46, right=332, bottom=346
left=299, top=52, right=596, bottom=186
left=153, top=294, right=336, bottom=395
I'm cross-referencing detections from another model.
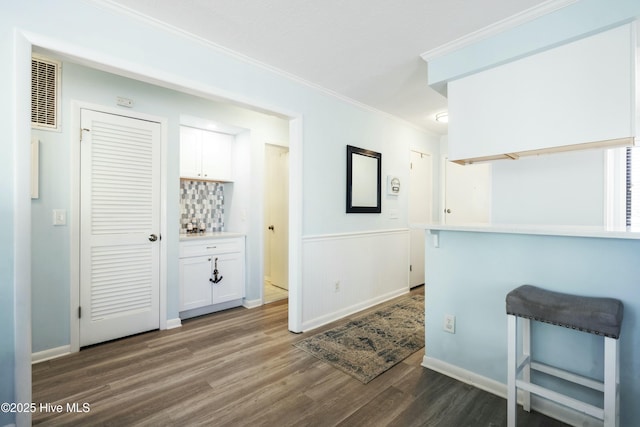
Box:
left=516, top=380, right=604, bottom=420
left=530, top=361, right=605, bottom=392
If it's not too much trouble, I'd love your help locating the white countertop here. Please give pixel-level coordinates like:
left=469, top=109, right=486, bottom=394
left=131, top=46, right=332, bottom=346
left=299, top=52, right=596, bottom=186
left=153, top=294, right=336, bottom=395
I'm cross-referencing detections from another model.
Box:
left=411, top=223, right=640, bottom=240
left=179, top=232, right=245, bottom=241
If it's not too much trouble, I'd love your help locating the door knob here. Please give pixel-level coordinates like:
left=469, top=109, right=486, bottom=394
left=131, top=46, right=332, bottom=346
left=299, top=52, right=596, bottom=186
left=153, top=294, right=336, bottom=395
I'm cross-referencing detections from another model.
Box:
left=149, top=234, right=158, bottom=242
left=268, top=225, right=275, bottom=231
left=445, top=209, right=451, bottom=214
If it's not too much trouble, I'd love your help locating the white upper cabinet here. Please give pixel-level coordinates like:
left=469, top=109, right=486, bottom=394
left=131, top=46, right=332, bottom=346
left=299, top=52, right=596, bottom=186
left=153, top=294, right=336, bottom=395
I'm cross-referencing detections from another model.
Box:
left=448, top=23, right=636, bottom=163
left=180, top=126, right=234, bottom=181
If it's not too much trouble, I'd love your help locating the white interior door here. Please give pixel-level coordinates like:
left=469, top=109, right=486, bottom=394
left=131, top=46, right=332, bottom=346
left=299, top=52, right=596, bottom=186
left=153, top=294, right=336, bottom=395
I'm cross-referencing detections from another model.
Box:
left=80, top=109, right=161, bottom=347
left=444, top=160, right=492, bottom=225
left=409, top=151, right=432, bottom=288
left=264, top=144, right=289, bottom=290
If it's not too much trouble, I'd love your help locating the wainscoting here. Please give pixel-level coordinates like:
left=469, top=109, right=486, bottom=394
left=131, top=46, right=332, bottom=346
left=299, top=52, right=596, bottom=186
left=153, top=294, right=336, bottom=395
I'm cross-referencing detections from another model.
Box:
left=301, top=228, right=409, bottom=331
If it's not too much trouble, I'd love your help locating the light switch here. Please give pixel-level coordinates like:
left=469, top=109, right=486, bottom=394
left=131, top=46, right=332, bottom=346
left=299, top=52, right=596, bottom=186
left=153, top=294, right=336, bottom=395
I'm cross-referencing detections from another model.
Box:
left=53, top=209, right=66, bottom=226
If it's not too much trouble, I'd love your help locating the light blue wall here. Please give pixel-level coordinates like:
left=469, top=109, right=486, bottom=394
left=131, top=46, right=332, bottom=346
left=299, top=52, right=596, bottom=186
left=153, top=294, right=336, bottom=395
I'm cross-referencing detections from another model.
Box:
left=492, top=149, right=605, bottom=225
left=425, top=230, right=640, bottom=425
left=2, top=0, right=439, bottom=417
left=428, top=0, right=640, bottom=85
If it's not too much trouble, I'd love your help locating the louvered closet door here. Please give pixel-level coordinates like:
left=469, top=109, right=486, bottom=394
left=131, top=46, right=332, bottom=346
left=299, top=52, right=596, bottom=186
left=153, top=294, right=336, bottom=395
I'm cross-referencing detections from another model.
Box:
left=80, top=109, right=160, bottom=347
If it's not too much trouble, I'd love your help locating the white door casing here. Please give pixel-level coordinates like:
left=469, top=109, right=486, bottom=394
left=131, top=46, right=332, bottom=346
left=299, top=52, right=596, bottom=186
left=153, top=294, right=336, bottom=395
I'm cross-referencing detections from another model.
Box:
left=409, top=151, right=432, bottom=288
left=444, top=160, right=491, bottom=225
left=264, top=144, right=289, bottom=291
left=79, top=109, right=161, bottom=347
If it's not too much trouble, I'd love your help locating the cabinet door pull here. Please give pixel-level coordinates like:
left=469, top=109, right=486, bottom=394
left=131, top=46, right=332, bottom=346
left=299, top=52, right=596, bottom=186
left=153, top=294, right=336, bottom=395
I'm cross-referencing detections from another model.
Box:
left=206, top=246, right=217, bottom=249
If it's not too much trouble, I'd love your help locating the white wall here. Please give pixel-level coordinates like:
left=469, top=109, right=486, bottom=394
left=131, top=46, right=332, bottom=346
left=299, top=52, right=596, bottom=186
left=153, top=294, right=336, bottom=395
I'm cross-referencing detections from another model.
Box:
left=491, top=149, right=605, bottom=226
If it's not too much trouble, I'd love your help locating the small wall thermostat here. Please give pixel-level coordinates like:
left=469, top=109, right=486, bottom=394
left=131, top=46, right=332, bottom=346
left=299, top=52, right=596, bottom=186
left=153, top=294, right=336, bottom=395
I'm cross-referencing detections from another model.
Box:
left=387, top=175, right=400, bottom=195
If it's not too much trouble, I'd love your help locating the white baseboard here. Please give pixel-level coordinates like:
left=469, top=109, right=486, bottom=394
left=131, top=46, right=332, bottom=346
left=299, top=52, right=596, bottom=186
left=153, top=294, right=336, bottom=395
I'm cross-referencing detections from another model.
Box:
left=301, top=288, right=408, bottom=332
left=422, top=355, right=504, bottom=396
left=422, top=356, right=600, bottom=427
left=166, top=318, right=182, bottom=329
left=243, top=298, right=262, bottom=309
left=32, top=345, right=71, bottom=364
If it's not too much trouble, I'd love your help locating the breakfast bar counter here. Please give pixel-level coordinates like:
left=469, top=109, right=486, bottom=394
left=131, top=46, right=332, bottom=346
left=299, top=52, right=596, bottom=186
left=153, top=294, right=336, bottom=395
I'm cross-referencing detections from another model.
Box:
left=414, top=223, right=640, bottom=426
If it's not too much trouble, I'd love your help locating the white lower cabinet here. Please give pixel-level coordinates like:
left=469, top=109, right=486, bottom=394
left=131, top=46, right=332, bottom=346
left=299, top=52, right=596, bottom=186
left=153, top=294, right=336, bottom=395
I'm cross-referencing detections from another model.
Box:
left=179, top=236, right=245, bottom=316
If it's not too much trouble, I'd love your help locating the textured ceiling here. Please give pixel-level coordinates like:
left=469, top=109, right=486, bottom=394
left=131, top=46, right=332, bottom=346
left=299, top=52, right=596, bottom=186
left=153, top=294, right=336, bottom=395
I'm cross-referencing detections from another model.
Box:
left=106, top=0, right=555, bottom=134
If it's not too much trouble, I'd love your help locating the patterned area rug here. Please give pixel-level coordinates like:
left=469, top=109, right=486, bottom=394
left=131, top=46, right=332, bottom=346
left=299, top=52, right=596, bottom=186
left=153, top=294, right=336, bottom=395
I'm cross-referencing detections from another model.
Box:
left=294, top=294, right=425, bottom=384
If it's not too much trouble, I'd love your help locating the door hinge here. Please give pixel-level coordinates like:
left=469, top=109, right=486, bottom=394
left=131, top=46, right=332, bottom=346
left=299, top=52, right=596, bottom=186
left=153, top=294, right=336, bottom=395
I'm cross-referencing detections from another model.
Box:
left=78, top=306, right=81, bottom=319
left=80, top=128, right=90, bottom=142
left=410, top=265, right=413, bottom=272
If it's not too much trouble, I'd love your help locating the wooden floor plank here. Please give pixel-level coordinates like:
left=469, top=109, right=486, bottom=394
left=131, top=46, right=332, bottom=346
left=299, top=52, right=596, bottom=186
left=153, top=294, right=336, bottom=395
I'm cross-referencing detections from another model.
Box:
left=32, top=286, right=568, bottom=426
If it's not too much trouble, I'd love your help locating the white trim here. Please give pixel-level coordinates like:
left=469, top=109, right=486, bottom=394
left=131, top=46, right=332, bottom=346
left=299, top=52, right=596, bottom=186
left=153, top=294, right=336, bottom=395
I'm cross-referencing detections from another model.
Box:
left=166, top=318, right=182, bottom=329
left=70, top=101, right=169, bottom=350
left=422, top=355, right=505, bottom=397
left=243, top=299, right=262, bottom=309
left=303, top=228, right=409, bottom=242
left=13, top=30, right=34, bottom=427
left=420, top=0, right=577, bottom=62
left=422, top=356, right=601, bottom=427
left=288, top=116, right=303, bottom=333
left=301, top=288, right=408, bottom=332
left=32, top=345, right=71, bottom=364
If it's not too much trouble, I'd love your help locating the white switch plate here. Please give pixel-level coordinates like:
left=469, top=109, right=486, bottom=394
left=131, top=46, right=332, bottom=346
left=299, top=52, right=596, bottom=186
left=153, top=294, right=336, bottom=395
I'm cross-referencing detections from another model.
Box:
left=53, top=209, right=66, bottom=226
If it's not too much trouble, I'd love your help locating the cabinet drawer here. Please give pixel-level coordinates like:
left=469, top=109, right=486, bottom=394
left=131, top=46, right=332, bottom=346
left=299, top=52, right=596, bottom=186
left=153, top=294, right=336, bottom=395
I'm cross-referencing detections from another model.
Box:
left=180, top=238, right=243, bottom=257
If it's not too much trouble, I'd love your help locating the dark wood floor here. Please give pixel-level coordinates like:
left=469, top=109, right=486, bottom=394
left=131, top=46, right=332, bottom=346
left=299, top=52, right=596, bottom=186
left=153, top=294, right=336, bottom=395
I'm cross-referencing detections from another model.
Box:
left=32, top=287, right=567, bottom=426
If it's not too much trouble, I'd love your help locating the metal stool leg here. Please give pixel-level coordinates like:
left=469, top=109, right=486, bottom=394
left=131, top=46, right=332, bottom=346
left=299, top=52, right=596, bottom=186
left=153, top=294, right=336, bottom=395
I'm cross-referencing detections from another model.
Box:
left=507, top=314, right=517, bottom=427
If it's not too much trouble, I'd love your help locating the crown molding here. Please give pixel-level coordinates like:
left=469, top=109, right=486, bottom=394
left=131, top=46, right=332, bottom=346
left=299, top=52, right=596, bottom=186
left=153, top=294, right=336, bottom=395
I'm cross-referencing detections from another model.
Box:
left=420, top=0, right=577, bottom=62
left=88, top=0, right=437, bottom=135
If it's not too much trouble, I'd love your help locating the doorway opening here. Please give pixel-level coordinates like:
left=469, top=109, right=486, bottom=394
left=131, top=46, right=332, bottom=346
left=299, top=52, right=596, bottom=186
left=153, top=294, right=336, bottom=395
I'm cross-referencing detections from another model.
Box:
left=16, top=30, right=304, bottom=417
left=263, top=143, right=289, bottom=304
left=409, top=150, right=433, bottom=288
left=442, top=158, right=491, bottom=225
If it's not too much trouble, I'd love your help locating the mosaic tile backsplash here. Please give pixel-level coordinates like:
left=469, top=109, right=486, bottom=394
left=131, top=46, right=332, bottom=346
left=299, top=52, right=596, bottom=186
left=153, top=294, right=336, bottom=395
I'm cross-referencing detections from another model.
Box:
left=180, top=180, right=224, bottom=233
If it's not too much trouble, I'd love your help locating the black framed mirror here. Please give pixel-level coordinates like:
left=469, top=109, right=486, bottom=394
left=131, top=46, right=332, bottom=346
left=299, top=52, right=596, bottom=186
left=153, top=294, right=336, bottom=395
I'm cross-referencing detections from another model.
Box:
left=346, top=145, right=381, bottom=213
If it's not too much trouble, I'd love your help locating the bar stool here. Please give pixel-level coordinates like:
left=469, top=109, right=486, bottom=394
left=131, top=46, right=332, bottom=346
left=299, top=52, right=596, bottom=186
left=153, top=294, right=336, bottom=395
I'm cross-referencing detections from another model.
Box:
left=506, top=285, right=623, bottom=427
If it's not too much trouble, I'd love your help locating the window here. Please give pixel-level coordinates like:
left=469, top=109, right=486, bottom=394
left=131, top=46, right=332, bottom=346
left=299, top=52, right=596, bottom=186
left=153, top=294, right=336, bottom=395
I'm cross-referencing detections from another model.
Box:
left=626, top=147, right=640, bottom=227
left=607, top=146, right=640, bottom=229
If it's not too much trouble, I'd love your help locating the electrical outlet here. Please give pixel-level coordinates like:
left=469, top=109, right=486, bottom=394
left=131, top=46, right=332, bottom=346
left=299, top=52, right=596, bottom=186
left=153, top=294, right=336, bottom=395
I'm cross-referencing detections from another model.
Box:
left=334, top=281, right=340, bottom=292
left=443, top=314, right=455, bottom=334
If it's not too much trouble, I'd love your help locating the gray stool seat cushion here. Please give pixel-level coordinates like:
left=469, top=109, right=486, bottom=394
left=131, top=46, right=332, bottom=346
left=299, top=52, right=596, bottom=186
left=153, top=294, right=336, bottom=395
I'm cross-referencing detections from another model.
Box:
left=506, top=285, right=623, bottom=339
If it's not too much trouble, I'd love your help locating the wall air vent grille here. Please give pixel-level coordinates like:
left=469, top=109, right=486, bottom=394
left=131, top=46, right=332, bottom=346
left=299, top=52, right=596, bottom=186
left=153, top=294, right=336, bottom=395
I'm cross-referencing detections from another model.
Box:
left=31, top=55, right=61, bottom=130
